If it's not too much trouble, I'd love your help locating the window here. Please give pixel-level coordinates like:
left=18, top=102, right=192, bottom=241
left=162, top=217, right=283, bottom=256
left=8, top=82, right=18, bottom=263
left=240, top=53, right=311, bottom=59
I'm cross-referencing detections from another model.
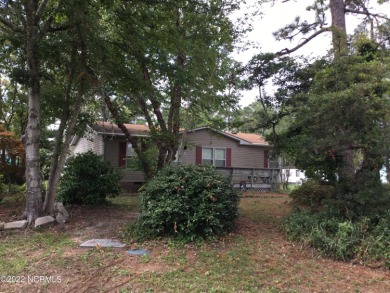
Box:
left=125, top=142, right=137, bottom=167
left=296, top=170, right=300, bottom=177
left=202, top=147, right=226, bottom=167
left=215, top=148, right=226, bottom=167
left=202, top=148, right=213, bottom=165
left=127, top=143, right=137, bottom=157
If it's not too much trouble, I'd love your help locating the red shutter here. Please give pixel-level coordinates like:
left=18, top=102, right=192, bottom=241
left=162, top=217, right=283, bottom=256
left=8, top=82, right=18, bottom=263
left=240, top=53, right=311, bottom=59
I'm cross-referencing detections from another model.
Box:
left=264, top=150, right=269, bottom=168
left=195, top=146, right=202, bottom=165
left=118, top=141, right=127, bottom=167
left=226, top=148, right=232, bottom=167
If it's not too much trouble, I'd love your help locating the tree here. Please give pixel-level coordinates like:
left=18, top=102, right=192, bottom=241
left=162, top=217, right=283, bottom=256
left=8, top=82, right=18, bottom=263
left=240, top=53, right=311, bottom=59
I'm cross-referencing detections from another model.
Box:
left=96, top=0, right=241, bottom=178
left=243, top=53, right=305, bottom=142
left=0, top=0, right=58, bottom=223
left=278, top=51, right=390, bottom=203
left=255, top=0, right=390, bottom=189
left=41, top=0, right=101, bottom=214
left=274, top=0, right=390, bottom=57
left=0, top=1, right=95, bottom=221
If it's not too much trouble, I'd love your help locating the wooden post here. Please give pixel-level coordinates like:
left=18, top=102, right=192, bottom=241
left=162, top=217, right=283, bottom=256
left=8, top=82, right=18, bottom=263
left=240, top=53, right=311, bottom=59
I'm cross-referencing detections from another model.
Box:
left=251, top=169, right=254, bottom=189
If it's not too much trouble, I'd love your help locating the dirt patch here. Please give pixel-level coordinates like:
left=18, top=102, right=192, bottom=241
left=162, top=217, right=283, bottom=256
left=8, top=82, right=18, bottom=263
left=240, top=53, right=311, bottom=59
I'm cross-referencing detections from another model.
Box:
left=60, top=205, right=138, bottom=242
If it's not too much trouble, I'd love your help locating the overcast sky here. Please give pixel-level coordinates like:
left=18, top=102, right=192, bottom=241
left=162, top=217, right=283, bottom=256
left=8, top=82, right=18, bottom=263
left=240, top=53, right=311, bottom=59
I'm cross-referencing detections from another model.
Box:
left=232, top=0, right=390, bottom=106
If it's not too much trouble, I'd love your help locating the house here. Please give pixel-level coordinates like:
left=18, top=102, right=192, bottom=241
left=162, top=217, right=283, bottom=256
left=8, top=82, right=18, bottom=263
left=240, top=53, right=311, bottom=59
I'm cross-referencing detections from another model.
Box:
left=282, top=168, right=306, bottom=185
left=71, top=122, right=280, bottom=191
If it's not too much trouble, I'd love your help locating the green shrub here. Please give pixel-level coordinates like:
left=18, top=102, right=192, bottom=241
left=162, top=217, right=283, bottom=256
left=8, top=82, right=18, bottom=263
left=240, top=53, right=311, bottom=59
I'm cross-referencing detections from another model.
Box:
left=358, top=211, right=390, bottom=268
left=290, top=179, right=336, bottom=207
left=0, top=176, right=25, bottom=206
left=282, top=208, right=390, bottom=266
left=134, top=164, right=239, bottom=241
left=58, top=151, right=122, bottom=205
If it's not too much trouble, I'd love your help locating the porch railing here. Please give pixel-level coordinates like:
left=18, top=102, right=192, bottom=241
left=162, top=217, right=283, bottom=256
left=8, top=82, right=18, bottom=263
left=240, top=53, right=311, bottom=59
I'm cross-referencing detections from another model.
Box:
left=215, top=167, right=281, bottom=189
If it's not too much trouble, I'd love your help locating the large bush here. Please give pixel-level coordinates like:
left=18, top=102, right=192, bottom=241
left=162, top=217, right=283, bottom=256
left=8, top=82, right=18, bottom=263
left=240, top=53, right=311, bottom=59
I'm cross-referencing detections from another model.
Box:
left=135, top=164, right=239, bottom=241
left=58, top=151, right=122, bottom=205
left=289, top=179, right=336, bottom=208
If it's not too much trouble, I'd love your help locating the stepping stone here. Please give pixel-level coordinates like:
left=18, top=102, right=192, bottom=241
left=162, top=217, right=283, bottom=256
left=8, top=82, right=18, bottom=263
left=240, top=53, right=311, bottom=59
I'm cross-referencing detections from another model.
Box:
left=4, top=220, right=28, bottom=230
left=80, top=239, right=126, bottom=248
left=34, top=216, right=55, bottom=228
left=127, top=249, right=150, bottom=256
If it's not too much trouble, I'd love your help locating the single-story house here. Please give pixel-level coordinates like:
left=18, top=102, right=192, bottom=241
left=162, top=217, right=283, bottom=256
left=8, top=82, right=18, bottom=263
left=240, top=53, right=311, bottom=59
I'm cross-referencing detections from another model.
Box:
left=71, top=122, right=280, bottom=191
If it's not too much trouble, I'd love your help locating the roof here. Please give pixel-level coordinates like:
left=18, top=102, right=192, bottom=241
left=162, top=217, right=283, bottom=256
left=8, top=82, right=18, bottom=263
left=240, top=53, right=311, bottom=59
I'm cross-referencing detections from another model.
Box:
left=91, top=122, right=269, bottom=146
left=189, top=127, right=269, bottom=146
left=91, top=122, right=149, bottom=136
left=226, top=132, right=269, bottom=145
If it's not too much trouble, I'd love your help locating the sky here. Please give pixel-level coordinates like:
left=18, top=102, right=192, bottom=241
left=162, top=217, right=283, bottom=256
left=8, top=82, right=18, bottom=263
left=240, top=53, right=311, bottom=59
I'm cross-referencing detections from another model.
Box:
left=232, top=0, right=390, bottom=107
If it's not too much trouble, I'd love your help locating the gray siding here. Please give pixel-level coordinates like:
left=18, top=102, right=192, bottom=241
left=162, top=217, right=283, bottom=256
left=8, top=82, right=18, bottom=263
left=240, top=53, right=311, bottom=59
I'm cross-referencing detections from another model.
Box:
left=73, top=130, right=103, bottom=156
left=179, top=129, right=268, bottom=169
left=104, top=138, right=120, bottom=167
left=104, top=137, right=145, bottom=182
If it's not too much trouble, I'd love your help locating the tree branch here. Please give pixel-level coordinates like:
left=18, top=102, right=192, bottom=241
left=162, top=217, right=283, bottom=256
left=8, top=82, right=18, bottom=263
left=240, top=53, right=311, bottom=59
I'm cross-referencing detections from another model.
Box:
left=140, top=63, right=167, bottom=132
left=276, top=27, right=331, bottom=56
left=35, top=0, right=49, bottom=22
left=47, top=24, right=71, bottom=32
left=0, top=15, right=22, bottom=33
left=344, top=8, right=390, bottom=21
left=38, top=0, right=67, bottom=38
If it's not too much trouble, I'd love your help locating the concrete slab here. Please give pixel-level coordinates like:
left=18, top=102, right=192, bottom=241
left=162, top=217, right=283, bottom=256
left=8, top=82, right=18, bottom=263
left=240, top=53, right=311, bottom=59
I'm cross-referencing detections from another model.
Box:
left=127, top=249, right=150, bottom=256
left=80, top=239, right=126, bottom=248
left=34, top=216, right=55, bottom=228
left=4, top=220, right=28, bottom=230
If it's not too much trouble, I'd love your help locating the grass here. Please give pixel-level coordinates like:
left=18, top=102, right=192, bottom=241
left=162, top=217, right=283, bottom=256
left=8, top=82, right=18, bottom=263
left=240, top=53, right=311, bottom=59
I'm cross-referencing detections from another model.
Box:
left=0, top=193, right=389, bottom=293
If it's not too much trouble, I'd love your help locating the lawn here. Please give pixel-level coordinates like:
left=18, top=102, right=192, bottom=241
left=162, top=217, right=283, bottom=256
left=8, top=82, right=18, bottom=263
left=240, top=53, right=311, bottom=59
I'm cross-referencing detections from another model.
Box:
left=0, top=193, right=389, bottom=293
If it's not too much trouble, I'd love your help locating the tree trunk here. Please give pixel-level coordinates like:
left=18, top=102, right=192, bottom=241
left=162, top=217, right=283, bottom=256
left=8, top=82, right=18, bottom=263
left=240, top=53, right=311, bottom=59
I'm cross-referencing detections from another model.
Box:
left=330, top=0, right=348, bottom=58
left=43, top=97, right=82, bottom=214
left=24, top=0, right=42, bottom=224
left=42, top=115, right=67, bottom=214
left=330, top=1, right=355, bottom=186
left=43, top=25, right=88, bottom=214
left=338, top=147, right=355, bottom=191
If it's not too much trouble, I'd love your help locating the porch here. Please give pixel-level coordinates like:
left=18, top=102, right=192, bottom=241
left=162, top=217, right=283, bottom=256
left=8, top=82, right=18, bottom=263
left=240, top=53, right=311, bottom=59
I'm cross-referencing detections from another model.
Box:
left=216, top=167, right=281, bottom=191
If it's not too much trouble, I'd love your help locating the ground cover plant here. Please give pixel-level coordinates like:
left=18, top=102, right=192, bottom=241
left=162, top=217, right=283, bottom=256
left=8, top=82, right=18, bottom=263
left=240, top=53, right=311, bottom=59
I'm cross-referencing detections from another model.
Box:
left=0, top=193, right=389, bottom=293
left=283, top=180, right=390, bottom=268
